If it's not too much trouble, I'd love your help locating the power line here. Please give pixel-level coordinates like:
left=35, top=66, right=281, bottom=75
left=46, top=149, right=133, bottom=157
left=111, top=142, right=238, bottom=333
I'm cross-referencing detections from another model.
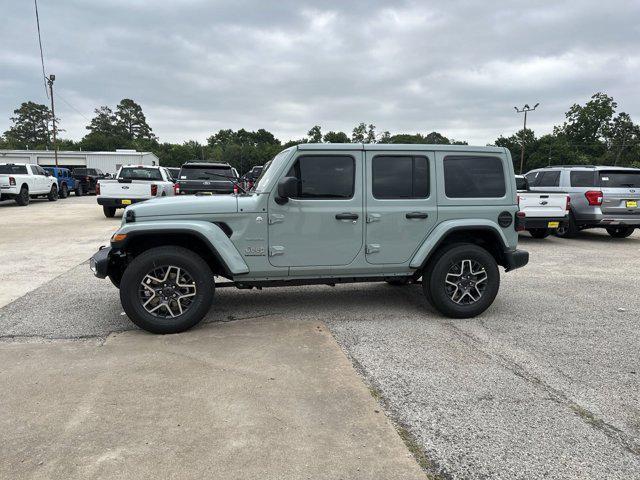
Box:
left=55, top=92, right=91, bottom=122
left=34, top=0, right=48, bottom=99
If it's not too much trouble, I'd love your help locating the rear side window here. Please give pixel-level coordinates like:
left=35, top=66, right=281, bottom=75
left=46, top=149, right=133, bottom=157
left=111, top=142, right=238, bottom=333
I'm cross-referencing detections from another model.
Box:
left=372, top=155, right=429, bottom=199
left=599, top=171, right=640, bottom=188
left=0, top=164, right=28, bottom=174
left=444, top=156, right=505, bottom=198
left=570, top=171, right=596, bottom=187
left=287, top=155, right=354, bottom=199
left=537, top=170, right=560, bottom=187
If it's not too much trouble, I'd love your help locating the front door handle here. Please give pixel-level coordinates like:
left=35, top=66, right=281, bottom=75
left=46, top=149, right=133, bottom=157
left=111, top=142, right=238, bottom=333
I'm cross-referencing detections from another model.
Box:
left=406, top=212, right=429, bottom=219
left=335, top=212, right=359, bottom=220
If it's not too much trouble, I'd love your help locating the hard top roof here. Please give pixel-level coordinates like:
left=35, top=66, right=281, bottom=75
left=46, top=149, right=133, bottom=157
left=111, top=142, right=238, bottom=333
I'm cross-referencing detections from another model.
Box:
left=296, top=143, right=506, bottom=153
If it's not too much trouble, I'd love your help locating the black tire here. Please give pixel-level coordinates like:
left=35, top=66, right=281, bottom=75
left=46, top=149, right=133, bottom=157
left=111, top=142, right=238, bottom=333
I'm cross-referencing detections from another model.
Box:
left=75, top=184, right=84, bottom=196
left=47, top=184, right=58, bottom=201
left=15, top=186, right=29, bottom=206
left=606, top=226, right=635, bottom=238
left=424, top=243, right=500, bottom=319
left=528, top=228, right=550, bottom=239
left=386, top=277, right=411, bottom=286
left=555, top=213, right=578, bottom=238
left=103, top=206, right=117, bottom=218
left=119, top=246, right=215, bottom=334
left=60, top=183, right=69, bottom=199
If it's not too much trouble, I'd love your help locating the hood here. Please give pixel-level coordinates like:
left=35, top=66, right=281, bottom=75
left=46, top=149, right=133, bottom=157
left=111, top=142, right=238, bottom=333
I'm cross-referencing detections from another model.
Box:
left=129, top=194, right=238, bottom=217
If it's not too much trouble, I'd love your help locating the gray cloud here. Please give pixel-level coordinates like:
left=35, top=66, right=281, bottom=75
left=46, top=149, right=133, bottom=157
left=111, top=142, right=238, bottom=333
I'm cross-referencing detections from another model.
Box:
left=1, top=0, right=638, bottom=145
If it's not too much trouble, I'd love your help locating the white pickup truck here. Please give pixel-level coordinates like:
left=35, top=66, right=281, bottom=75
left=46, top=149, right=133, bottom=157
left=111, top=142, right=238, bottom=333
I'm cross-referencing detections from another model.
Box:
left=97, top=165, right=175, bottom=217
left=516, top=175, right=570, bottom=238
left=0, top=163, right=58, bottom=206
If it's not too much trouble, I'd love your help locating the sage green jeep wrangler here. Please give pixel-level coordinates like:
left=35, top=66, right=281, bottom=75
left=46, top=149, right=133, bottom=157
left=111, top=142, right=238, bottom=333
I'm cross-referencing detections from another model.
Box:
left=91, top=144, right=528, bottom=334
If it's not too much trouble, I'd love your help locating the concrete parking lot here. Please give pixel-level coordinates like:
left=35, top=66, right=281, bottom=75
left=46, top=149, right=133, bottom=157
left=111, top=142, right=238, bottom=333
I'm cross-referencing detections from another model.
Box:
left=1, top=196, right=639, bottom=479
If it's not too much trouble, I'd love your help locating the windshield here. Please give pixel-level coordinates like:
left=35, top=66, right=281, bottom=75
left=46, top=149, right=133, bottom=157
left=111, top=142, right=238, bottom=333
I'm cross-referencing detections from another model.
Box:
left=0, top=164, right=28, bottom=174
left=179, top=166, right=234, bottom=180
left=599, top=171, right=640, bottom=188
left=119, top=167, right=163, bottom=181
left=254, top=149, right=292, bottom=193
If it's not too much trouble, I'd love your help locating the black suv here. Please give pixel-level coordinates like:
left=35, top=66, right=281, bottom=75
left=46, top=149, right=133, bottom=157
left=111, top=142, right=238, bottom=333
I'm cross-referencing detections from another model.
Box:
left=72, top=167, right=108, bottom=195
left=176, top=162, right=239, bottom=195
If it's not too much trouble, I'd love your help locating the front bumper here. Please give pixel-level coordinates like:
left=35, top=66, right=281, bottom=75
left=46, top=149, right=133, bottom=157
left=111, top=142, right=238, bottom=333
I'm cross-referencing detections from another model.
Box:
left=503, top=249, right=529, bottom=272
left=97, top=197, right=147, bottom=208
left=90, top=246, right=111, bottom=278
left=522, top=216, right=567, bottom=229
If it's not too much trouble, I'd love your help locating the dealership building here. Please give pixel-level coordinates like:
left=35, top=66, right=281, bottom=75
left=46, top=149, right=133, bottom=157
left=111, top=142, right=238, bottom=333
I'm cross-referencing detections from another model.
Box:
left=0, top=149, right=160, bottom=175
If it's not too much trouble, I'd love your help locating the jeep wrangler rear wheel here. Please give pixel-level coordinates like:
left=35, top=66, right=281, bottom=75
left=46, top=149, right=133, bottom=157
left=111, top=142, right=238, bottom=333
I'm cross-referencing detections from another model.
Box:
left=120, top=246, right=215, bottom=334
left=425, top=244, right=499, bottom=318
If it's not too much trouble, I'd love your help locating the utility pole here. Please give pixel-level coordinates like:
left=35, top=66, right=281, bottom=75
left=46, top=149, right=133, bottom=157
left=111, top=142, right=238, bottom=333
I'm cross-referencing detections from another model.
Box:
left=47, top=74, right=58, bottom=166
left=514, top=103, right=539, bottom=174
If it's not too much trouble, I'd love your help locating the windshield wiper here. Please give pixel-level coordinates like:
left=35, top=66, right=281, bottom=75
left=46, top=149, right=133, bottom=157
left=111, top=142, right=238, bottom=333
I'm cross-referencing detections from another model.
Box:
left=203, top=172, right=247, bottom=193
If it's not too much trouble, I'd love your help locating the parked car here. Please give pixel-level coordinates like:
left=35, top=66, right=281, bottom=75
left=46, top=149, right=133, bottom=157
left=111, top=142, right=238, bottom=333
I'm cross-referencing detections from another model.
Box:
left=97, top=165, right=175, bottom=217
left=175, top=162, right=240, bottom=195
left=242, top=165, right=263, bottom=190
left=0, top=163, right=58, bottom=206
left=526, top=166, right=640, bottom=238
left=515, top=175, right=569, bottom=238
left=72, top=167, right=107, bottom=195
left=90, top=144, right=528, bottom=334
left=44, top=167, right=79, bottom=199
left=165, top=167, right=181, bottom=181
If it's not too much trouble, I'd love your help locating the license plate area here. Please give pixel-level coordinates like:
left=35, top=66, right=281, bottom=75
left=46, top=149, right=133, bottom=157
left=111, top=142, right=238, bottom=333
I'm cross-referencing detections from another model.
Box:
left=121, top=199, right=132, bottom=205
left=547, top=221, right=559, bottom=228
left=626, top=200, right=637, bottom=208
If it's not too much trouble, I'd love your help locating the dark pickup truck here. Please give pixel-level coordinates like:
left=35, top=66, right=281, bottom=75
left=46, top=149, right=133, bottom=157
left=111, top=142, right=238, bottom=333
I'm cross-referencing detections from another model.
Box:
left=176, top=162, right=239, bottom=195
left=72, top=167, right=108, bottom=195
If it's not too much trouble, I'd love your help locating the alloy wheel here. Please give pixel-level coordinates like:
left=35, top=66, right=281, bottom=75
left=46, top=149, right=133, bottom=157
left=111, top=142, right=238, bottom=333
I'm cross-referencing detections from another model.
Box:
left=138, top=265, right=197, bottom=318
left=444, top=259, right=488, bottom=305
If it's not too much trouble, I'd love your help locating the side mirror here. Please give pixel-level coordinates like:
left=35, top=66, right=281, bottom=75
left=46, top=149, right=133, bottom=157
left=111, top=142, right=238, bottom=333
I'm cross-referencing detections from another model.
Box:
left=276, top=176, right=298, bottom=204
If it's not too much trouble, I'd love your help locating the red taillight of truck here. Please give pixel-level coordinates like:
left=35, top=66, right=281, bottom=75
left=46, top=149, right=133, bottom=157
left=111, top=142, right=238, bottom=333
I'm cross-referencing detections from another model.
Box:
left=585, top=190, right=603, bottom=206
left=151, top=184, right=158, bottom=196
left=96, top=182, right=100, bottom=195
left=9, top=176, right=16, bottom=186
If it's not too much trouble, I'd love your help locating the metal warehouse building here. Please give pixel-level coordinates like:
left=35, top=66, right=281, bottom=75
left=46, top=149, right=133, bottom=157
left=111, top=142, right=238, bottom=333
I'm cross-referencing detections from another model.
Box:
left=0, top=149, right=160, bottom=175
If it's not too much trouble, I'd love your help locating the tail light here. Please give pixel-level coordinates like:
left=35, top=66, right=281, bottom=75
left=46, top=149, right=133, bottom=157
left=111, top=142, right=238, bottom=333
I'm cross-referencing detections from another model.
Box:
left=233, top=185, right=239, bottom=194
left=565, top=195, right=571, bottom=211
left=173, top=183, right=180, bottom=195
left=150, top=184, right=158, bottom=196
left=515, top=211, right=526, bottom=231
left=585, top=190, right=603, bottom=206
left=9, top=176, right=15, bottom=186
left=96, top=182, right=100, bottom=195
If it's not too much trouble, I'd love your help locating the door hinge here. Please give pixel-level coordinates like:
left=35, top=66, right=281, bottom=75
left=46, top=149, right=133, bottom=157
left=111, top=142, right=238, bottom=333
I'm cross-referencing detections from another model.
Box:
left=366, top=244, right=380, bottom=254
left=269, top=245, right=285, bottom=257
left=268, top=214, right=285, bottom=225
left=366, top=213, right=381, bottom=223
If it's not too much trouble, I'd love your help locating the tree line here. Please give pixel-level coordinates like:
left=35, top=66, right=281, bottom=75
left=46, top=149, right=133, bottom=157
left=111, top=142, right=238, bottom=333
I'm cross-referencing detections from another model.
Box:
left=1, top=92, right=638, bottom=173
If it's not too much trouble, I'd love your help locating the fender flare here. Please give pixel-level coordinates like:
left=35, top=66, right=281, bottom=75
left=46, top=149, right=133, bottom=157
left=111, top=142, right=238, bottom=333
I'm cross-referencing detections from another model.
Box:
left=114, top=220, right=249, bottom=276
left=410, top=219, right=509, bottom=269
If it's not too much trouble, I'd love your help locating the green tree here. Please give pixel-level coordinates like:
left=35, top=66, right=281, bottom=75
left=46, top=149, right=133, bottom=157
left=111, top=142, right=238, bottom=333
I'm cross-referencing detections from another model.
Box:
left=351, top=123, right=367, bottom=143
left=424, top=131, right=450, bottom=144
left=115, top=99, right=156, bottom=140
left=3, top=101, right=56, bottom=149
left=323, top=131, right=350, bottom=143
left=307, top=125, right=322, bottom=143
left=86, top=106, right=123, bottom=136
left=365, top=124, right=376, bottom=143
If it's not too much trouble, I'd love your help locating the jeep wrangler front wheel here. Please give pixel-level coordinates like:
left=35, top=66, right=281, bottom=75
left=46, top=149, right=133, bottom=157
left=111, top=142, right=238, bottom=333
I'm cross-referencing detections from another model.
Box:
left=119, top=246, right=215, bottom=334
left=424, top=244, right=499, bottom=318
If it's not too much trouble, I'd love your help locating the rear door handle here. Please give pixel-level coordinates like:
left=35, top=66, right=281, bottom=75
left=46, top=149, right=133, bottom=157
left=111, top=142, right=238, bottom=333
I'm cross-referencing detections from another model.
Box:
left=406, top=212, right=429, bottom=219
left=335, top=213, right=359, bottom=220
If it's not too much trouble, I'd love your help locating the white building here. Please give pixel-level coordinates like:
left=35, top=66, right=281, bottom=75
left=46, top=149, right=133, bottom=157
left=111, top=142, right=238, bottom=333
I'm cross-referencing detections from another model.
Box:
left=0, top=149, right=160, bottom=175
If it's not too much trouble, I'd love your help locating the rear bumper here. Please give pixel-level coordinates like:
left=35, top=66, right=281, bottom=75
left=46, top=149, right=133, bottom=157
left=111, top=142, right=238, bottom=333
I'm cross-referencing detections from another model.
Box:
left=597, top=216, right=640, bottom=227
left=89, top=246, right=111, bottom=278
left=523, top=216, right=567, bottom=229
left=0, top=186, right=19, bottom=196
left=503, top=249, right=529, bottom=272
left=97, top=197, right=147, bottom=208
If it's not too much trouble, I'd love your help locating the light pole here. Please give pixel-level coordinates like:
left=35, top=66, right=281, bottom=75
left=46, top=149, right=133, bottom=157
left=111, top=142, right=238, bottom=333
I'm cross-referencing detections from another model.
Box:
left=514, top=103, right=539, bottom=174
left=47, top=74, right=58, bottom=167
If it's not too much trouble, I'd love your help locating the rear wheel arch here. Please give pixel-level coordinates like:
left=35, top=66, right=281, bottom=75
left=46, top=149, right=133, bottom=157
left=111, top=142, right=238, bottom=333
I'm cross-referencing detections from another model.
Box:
left=417, top=227, right=508, bottom=275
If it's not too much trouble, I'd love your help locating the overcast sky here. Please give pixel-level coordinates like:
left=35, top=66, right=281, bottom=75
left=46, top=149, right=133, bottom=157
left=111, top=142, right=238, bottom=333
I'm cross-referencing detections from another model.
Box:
left=1, top=0, right=638, bottom=145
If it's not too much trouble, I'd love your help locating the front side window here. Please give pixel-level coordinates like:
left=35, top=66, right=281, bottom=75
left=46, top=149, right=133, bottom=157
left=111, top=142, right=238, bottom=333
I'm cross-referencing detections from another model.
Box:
left=444, top=156, right=506, bottom=198
left=537, top=170, right=560, bottom=187
left=372, top=155, right=429, bottom=199
left=286, top=155, right=355, bottom=199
